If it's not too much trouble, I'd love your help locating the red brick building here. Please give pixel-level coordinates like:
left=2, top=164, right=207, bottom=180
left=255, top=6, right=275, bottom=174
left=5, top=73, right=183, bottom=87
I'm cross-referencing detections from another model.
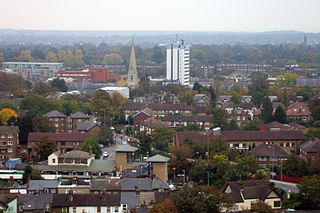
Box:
left=286, top=103, right=312, bottom=122
left=0, top=126, right=19, bottom=160
left=58, top=67, right=120, bottom=83
left=250, top=144, right=289, bottom=168
left=300, top=137, right=320, bottom=163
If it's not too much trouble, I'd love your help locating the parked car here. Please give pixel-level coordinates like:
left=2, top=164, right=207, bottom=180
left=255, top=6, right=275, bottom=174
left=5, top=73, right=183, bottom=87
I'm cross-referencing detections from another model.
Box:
left=103, top=152, right=109, bottom=157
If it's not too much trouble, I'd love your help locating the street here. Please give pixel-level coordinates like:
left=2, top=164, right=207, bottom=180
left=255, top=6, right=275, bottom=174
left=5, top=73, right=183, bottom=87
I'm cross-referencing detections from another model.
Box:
left=270, top=179, right=299, bottom=194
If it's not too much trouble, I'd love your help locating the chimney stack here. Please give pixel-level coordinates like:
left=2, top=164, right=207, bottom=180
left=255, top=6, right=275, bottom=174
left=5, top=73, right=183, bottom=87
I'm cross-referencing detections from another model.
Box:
left=26, top=177, right=31, bottom=188
left=72, top=176, right=77, bottom=185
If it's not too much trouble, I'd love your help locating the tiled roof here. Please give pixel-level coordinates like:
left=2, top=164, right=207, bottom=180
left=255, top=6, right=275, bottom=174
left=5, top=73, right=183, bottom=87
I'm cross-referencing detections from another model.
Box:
left=0, top=126, right=18, bottom=134
left=60, top=178, right=89, bottom=186
left=288, top=122, right=307, bottom=131
left=18, top=194, right=53, bottom=210
left=162, top=115, right=211, bottom=122
left=28, top=132, right=91, bottom=142
left=59, top=150, right=94, bottom=159
left=121, top=178, right=153, bottom=191
left=250, top=144, right=289, bottom=158
left=142, top=117, right=170, bottom=129
left=0, top=194, right=15, bottom=209
left=124, top=103, right=191, bottom=111
left=120, top=192, right=140, bottom=209
left=43, top=110, right=66, bottom=118
left=175, top=131, right=212, bottom=146
left=52, top=194, right=121, bottom=207
left=287, top=103, right=311, bottom=117
left=221, top=130, right=306, bottom=141
left=70, top=112, right=90, bottom=119
left=114, top=145, right=138, bottom=153
left=239, top=102, right=255, bottom=110
left=28, top=180, right=59, bottom=190
left=300, top=138, right=320, bottom=153
left=152, top=177, right=170, bottom=190
left=77, top=121, right=98, bottom=131
left=265, top=121, right=291, bottom=131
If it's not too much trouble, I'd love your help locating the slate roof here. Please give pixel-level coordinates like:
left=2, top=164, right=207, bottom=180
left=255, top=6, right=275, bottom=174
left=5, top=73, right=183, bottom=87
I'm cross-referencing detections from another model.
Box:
left=0, top=126, right=19, bottom=134
left=287, top=103, right=311, bottom=117
left=162, top=115, right=211, bottom=122
left=28, top=180, right=59, bottom=190
left=70, top=112, right=90, bottom=119
left=115, top=145, right=138, bottom=153
left=124, top=103, right=191, bottom=111
left=239, top=102, right=255, bottom=110
left=18, top=194, right=53, bottom=210
left=152, top=177, right=170, bottom=190
left=0, top=194, right=16, bottom=209
left=121, top=178, right=153, bottom=191
left=59, top=150, right=95, bottom=159
left=146, top=154, right=169, bottom=163
left=77, top=121, right=98, bottom=131
left=250, top=144, right=289, bottom=158
left=52, top=194, right=121, bottom=207
left=90, top=178, right=122, bottom=191
left=60, top=178, right=89, bottom=186
left=43, top=110, right=66, bottom=118
left=265, top=121, right=291, bottom=131
left=288, top=122, right=307, bottom=131
left=221, top=130, right=307, bottom=141
left=28, top=132, right=91, bottom=142
left=222, top=180, right=281, bottom=203
left=300, top=138, right=320, bottom=153
left=120, top=192, right=140, bottom=209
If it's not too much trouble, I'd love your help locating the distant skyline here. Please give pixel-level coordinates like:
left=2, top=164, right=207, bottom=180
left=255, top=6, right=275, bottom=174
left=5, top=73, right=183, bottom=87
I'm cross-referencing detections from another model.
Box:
left=1, top=0, right=320, bottom=32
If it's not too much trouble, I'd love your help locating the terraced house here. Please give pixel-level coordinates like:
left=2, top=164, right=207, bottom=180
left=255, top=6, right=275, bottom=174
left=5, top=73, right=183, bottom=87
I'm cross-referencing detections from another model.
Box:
left=0, top=126, right=19, bottom=161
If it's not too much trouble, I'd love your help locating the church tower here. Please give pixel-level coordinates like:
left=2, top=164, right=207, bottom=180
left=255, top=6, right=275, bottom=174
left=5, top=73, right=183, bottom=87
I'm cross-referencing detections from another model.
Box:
left=127, top=38, right=140, bottom=88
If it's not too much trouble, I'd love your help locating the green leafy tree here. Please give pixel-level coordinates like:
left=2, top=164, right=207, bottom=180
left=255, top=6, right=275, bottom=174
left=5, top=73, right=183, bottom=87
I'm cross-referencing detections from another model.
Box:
left=283, top=155, right=308, bottom=177
left=192, top=82, right=203, bottom=92
left=82, top=137, right=100, bottom=158
left=134, top=131, right=152, bottom=156
left=95, top=125, right=114, bottom=145
left=32, top=81, right=53, bottom=97
left=297, top=175, right=320, bottom=209
left=176, top=124, right=201, bottom=132
left=152, top=126, right=175, bottom=152
left=32, top=116, right=56, bottom=132
left=250, top=200, right=273, bottom=213
left=22, top=164, right=42, bottom=184
left=35, top=136, right=57, bottom=161
left=172, top=185, right=233, bottom=213
left=211, top=108, right=228, bottom=130
left=243, top=119, right=263, bottom=131
left=273, top=105, right=286, bottom=124
left=45, top=51, right=58, bottom=62
left=150, top=199, right=177, bottom=213
left=60, top=101, right=81, bottom=116
left=103, top=53, right=124, bottom=65
left=209, top=85, right=217, bottom=108
left=91, top=90, right=113, bottom=125
left=260, top=97, right=273, bottom=124
left=249, top=76, right=268, bottom=106
left=225, top=155, right=259, bottom=181
left=50, top=78, right=68, bottom=92
left=169, top=145, right=193, bottom=173
left=225, top=119, right=239, bottom=131
left=20, top=94, right=61, bottom=115
left=310, top=98, right=320, bottom=121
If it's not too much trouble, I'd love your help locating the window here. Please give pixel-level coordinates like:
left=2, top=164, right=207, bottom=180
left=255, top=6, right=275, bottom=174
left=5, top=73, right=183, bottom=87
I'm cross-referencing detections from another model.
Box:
left=8, top=141, right=13, bottom=145
left=55, top=124, right=59, bottom=127
left=52, top=159, right=56, bottom=163
left=107, top=207, right=111, bottom=213
left=51, top=189, right=56, bottom=193
left=274, top=201, right=281, bottom=207
left=234, top=205, right=239, bottom=210
left=115, top=207, right=119, bottom=213
left=73, top=207, right=76, bottom=213
left=8, top=134, right=12, bottom=138
left=122, top=204, right=127, bottom=211
left=1, top=134, right=5, bottom=138
left=8, top=148, right=13, bottom=153
left=55, top=118, right=59, bottom=122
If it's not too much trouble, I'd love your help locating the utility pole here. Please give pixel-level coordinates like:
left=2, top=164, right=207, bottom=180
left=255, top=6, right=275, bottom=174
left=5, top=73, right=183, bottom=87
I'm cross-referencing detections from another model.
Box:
left=207, top=172, right=210, bottom=186
left=272, top=142, right=275, bottom=179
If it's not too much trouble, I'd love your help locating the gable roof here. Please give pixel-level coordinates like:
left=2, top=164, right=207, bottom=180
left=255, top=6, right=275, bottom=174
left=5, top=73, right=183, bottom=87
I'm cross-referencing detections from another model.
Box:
left=18, top=194, right=53, bottom=210
left=28, top=132, right=91, bottom=142
left=0, top=126, right=19, bottom=134
left=121, top=178, right=152, bottom=191
left=77, top=121, right=98, bottom=131
left=239, top=102, right=255, bottom=110
left=221, top=130, right=306, bottom=141
left=115, top=145, right=138, bottom=153
left=175, top=131, right=212, bottom=146
left=28, top=180, right=59, bottom=190
left=300, top=138, right=320, bottom=153
left=141, top=117, right=170, bottom=129
left=43, top=110, right=66, bottom=118
left=120, top=192, right=140, bottom=209
left=0, top=194, right=16, bottom=209
left=250, top=144, right=289, bottom=158
left=265, top=121, right=291, bottom=131
left=52, top=194, right=121, bottom=207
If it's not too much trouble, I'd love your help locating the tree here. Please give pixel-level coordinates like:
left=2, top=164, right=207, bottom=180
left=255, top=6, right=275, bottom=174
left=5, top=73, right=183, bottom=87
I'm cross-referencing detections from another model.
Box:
left=150, top=199, right=177, bottom=213
left=22, top=164, right=42, bottom=184
left=209, top=85, right=217, bottom=108
left=14, top=50, right=34, bottom=62
left=134, top=131, right=152, bottom=156
left=273, top=105, right=286, bottom=124
left=0, top=108, right=18, bottom=125
left=169, top=145, right=193, bottom=173
left=111, top=92, right=128, bottom=112
left=74, top=49, right=85, bottom=67
left=32, top=116, right=56, bottom=132
left=297, top=175, right=320, bottom=209
left=172, top=185, right=233, bottom=213
left=35, top=136, right=57, bottom=161
left=152, top=126, right=175, bottom=152
left=19, top=94, right=61, bottom=115
left=82, top=137, right=100, bottom=158
left=103, top=53, right=124, bottom=65
left=310, top=98, right=320, bottom=121
left=60, top=101, right=80, bottom=116
left=243, top=119, right=263, bottom=131
left=260, top=97, right=273, bottom=124
left=95, top=125, right=114, bottom=145
left=50, top=78, right=68, bottom=92
left=283, top=155, right=308, bottom=177
left=45, top=51, right=58, bottom=62
left=91, top=90, right=113, bottom=125
left=250, top=200, right=273, bottom=213
left=249, top=76, right=268, bottom=106
left=57, top=49, right=67, bottom=62
left=192, top=82, right=203, bottom=92
left=32, top=81, right=53, bottom=97
left=225, top=119, right=239, bottom=131
left=225, top=155, right=259, bottom=181
left=211, top=108, right=228, bottom=129
left=0, top=101, right=18, bottom=112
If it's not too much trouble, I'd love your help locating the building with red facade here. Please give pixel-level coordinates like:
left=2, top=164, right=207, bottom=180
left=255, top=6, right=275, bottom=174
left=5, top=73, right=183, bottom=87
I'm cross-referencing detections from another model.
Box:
left=58, top=67, right=120, bottom=83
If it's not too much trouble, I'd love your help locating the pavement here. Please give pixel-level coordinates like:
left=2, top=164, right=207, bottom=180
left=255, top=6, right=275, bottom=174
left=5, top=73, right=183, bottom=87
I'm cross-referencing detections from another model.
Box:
left=270, top=179, right=299, bottom=194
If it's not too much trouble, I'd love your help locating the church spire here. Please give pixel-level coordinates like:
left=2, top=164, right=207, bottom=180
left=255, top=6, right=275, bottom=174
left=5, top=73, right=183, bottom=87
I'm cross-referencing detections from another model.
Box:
left=127, top=37, right=140, bottom=87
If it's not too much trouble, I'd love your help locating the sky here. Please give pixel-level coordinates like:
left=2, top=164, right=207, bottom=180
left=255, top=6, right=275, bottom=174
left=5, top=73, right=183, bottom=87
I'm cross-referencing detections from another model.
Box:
left=1, top=0, right=319, bottom=32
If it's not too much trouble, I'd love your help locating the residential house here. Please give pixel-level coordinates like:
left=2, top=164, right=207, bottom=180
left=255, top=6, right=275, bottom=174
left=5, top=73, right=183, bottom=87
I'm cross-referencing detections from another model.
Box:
left=0, top=194, right=17, bottom=213
left=133, top=111, right=152, bottom=131
left=33, top=150, right=115, bottom=179
left=222, top=130, right=307, bottom=153
left=300, top=137, right=320, bottom=163
left=286, top=103, right=312, bottom=122
left=27, top=180, right=59, bottom=194
left=162, top=115, right=212, bottom=130
left=52, top=194, right=122, bottom=213
left=0, top=126, right=19, bottom=160
left=228, top=107, right=249, bottom=127
left=192, top=94, right=209, bottom=107
left=264, top=121, right=291, bottom=131
left=28, top=132, right=91, bottom=160
left=217, top=95, right=232, bottom=103
left=18, top=194, right=53, bottom=213
left=139, top=117, right=170, bottom=134
left=174, top=131, right=212, bottom=146
left=222, top=180, right=282, bottom=212
left=90, top=178, right=122, bottom=195
left=76, top=121, right=100, bottom=136
left=250, top=144, right=289, bottom=168
left=43, top=111, right=67, bottom=133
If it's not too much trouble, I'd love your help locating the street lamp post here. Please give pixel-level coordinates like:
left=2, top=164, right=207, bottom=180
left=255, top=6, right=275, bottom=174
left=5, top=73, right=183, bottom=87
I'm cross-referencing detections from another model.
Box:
left=182, top=169, right=186, bottom=185
left=206, top=172, right=210, bottom=186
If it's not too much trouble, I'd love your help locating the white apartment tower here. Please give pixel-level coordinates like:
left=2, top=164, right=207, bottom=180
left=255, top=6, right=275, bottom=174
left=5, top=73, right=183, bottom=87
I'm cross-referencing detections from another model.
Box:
left=166, top=40, right=190, bottom=86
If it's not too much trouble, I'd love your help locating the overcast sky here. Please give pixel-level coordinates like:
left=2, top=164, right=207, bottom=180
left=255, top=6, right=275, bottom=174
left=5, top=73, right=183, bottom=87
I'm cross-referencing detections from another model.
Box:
left=1, top=0, right=319, bottom=32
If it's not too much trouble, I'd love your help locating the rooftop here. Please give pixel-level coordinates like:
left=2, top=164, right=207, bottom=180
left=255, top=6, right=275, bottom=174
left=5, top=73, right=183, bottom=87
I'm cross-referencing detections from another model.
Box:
left=114, top=145, right=138, bottom=153
left=146, top=154, right=169, bottom=163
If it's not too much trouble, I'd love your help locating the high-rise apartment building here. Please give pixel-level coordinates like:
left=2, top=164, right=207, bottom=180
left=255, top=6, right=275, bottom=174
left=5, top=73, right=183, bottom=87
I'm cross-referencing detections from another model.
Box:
left=166, top=40, right=190, bottom=86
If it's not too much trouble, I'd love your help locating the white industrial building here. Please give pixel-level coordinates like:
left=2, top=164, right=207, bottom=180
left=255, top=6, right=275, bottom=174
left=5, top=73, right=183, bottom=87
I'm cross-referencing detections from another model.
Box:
left=166, top=40, right=191, bottom=86
left=99, top=87, right=130, bottom=98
